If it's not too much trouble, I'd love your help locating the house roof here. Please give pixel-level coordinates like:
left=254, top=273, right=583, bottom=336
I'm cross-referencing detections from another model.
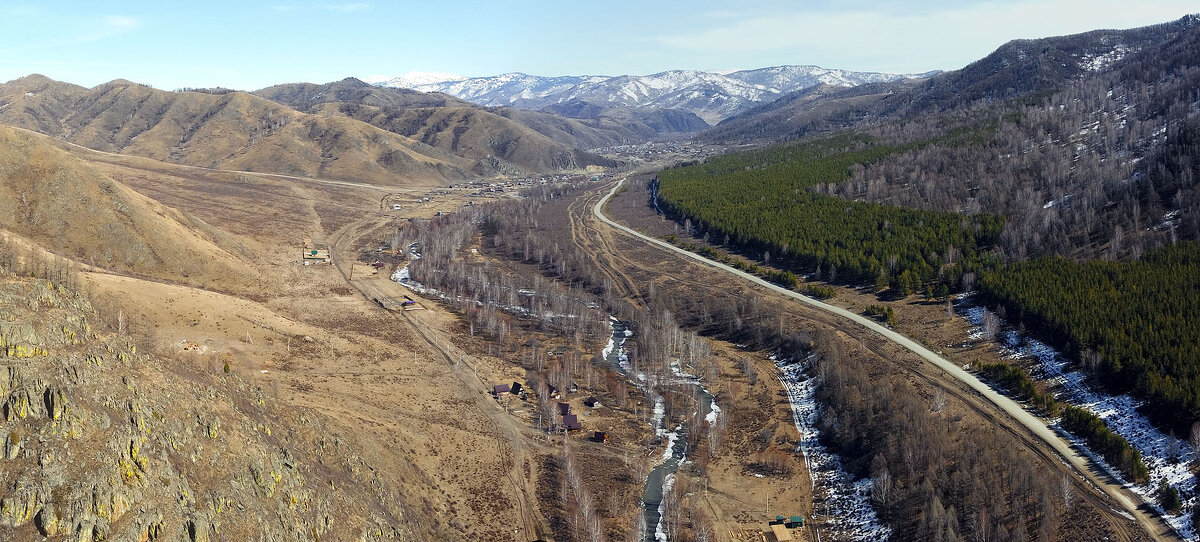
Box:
left=583, top=396, right=599, bottom=406
left=562, top=414, right=581, bottom=430
left=558, top=402, right=571, bottom=416
left=494, top=384, right=511, bottom=394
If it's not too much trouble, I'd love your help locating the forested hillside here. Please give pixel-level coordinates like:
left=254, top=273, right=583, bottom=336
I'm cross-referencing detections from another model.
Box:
left=656, top=134, right=1003, bottom=294
left=656, top=15, right=1200, bottom=441
left=978, top=243, right=1200, bottom=433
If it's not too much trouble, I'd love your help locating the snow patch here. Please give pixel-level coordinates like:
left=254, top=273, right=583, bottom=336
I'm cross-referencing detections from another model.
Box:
left=958, top=298, right=1197, bottom=540
left=655, top=474, right=676, bottom=542
left=777, top=356, right=891, bottom=540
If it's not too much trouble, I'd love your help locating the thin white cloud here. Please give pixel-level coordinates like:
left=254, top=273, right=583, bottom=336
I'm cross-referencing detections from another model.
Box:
left=701, top=10, right=740, bottom=20
left=104, top=15, right=139, bottom=32
left=323, top=3, right=371, bottom=12
left=65, top=15, right=140, bottom=45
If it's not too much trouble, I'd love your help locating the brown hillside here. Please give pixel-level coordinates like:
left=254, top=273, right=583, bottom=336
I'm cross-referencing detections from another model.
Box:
left=0, top=76, right=474, bottom=186
left=256, top=79, right=622, bottom=174
left=0, top=126, right=261, bottom=293
left=314, top=102, right=616, bottom=175
left=0, top=275, right=437, bottom=539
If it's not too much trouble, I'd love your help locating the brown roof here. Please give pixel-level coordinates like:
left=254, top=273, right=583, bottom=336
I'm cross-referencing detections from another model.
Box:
left=562, top=414, right=581, bottom=431
left=558, top=402, right=571, bottom=416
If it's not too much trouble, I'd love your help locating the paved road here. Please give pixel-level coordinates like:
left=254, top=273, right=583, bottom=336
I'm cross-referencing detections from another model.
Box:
left=592, top=178, right=1179, bottom=542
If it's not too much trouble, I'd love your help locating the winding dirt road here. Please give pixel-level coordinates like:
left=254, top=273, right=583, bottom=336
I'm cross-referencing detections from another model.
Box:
left=592, top=177, right=1180, bottom=542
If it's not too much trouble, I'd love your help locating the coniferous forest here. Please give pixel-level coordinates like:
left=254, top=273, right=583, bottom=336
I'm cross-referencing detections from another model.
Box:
left=655, top=135, right=1005, bottom=296
left=656, top=28, right=1200, bottom=437
left=979, top=243, right=1200, bottom=434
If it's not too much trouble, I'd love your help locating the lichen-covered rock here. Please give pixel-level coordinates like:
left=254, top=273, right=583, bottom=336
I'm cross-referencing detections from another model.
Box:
left=33, top=506, right=58, bottom=535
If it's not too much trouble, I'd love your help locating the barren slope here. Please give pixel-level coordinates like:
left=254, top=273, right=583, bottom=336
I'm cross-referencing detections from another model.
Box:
left=0, top=126, right=262, bottom=293
left=0, top=76, right=474, bottom=185
left=257, top=79, right=626, bottom=173
left=0, top=274, right=444, bottom=539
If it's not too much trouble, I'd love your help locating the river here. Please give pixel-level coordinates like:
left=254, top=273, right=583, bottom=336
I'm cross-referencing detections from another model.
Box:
left=601, top=318, right=716, bottom=541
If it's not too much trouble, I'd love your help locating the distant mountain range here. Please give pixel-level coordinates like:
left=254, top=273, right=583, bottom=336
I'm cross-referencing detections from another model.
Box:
left=371, top=66, right=939, bottom=124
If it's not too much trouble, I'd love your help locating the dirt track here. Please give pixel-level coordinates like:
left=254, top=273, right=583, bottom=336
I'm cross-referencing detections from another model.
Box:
left=326, top=213, right=555, bottom=541
left=584, top=177, right=1179, bottom=542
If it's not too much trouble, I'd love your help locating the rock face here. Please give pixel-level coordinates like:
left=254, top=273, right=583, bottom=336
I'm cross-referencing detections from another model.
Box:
left=0, top=276, right=425, bottom=540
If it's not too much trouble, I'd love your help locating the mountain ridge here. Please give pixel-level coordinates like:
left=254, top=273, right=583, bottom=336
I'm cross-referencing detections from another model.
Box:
left=372, top=65, right=936, bottom=124
left=703, top=14, right=1200, bottom=144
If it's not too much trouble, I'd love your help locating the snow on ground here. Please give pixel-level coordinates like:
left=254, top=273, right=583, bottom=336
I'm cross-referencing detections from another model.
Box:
left=601, top=336, right=616, bottom=362
left=959, top=297, right=1196, bottom=539
left=655, top=473, right=676, bottom=542
left=650, top=393, right=666, bottom=435
left=775, top=355, right=891, bottom=541
left=661, top=429, right=679, bottom=460
left=390, top=266, right=427, bottom=293
left=705, top=402, right=722, bottom=425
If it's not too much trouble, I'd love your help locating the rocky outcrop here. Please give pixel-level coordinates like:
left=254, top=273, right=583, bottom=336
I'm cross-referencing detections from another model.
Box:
left=0, top=276, right=424, bottom=540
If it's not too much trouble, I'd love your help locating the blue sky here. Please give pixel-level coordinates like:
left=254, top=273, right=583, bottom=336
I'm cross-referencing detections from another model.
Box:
left=0, top=1, right=1196, bottom=90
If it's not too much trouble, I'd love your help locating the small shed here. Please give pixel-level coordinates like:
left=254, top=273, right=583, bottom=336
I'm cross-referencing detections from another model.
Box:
left=493, top=384, right=511, bottom=397
left=592, top=431, right=609, bottom=443
left=583, top=396, right=600, bottom=408
left=302, top=245, right=331, bottom=264
left=557, top=402, right=571, bottom=416
left=510, top=382, right=524, bottom=396
left=562, top=414, right=581, bottom=432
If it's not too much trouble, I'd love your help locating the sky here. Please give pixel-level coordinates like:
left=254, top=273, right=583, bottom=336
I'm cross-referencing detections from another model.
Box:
left=0, top=1, right=1196, bottom=90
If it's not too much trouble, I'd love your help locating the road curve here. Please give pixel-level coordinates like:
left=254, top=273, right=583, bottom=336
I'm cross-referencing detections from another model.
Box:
left=592, top=178, right=1178, bottom=542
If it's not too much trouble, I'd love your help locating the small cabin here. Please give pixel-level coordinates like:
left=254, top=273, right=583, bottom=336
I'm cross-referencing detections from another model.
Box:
left=493, top=384, right=511, bottom=397
left=583, top=397, right=600, bottom=408
left=510, top=382, right=524, bottom=396
left=557, top=402, right=571, bottom=416
left=592, top=431, right=609, bottom=443
left=562, top=414, right=581, bottom=432
left=770, top=515, right=804, bottom=529
left=302, top=245, right=331, bottom=264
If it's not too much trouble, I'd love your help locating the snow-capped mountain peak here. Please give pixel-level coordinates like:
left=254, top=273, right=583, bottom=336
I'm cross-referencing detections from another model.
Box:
left=371, top=65, right=936, bottom=124
left=369, top=71, right=465, bottom=89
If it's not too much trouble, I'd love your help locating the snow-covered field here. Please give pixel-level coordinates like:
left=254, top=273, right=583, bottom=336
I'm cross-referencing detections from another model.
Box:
left=959, top=298, right=1196, bottom=539
left=775, top=355, right=891, bottom=541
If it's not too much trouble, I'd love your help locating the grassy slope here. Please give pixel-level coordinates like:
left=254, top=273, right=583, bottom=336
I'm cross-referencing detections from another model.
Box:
left=0, top=126, right=263, bottom=293
left=0, top=76, right=472, bottom=185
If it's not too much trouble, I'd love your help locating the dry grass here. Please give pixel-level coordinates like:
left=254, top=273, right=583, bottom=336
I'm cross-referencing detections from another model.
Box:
left=0, top=76, right=471, bottom=185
